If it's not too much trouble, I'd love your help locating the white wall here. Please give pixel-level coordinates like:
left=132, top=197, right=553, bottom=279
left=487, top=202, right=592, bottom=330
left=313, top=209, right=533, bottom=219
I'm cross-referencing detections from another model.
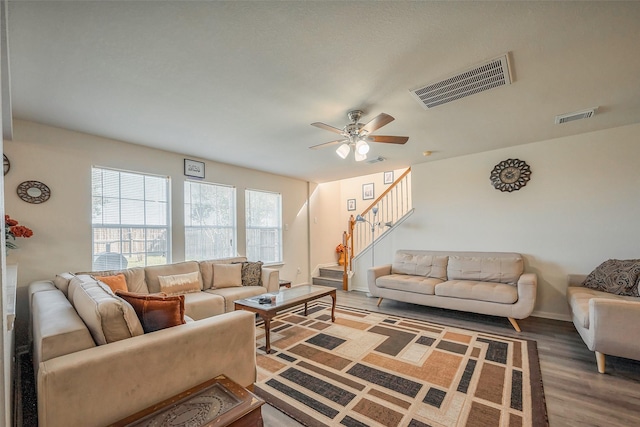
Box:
left=350, top=123, right=640, bottom=320
left=4, top=119, right=311, bottom=345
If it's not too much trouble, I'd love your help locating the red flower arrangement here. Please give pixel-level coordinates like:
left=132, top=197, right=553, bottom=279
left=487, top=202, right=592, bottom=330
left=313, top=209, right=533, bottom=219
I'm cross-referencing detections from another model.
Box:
left=5, top=215, right=33, bottom=249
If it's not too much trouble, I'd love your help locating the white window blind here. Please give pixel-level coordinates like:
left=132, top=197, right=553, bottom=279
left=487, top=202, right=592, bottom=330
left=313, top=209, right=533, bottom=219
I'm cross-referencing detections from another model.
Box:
left=245, top=189, right=282, bottom=263
left=184, top=181, right=237, bottom=260
left=92, top=167, right=170, bottom=269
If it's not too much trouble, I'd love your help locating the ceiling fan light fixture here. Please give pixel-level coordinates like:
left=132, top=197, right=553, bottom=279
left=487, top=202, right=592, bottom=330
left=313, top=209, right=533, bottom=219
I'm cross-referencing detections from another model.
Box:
left=354, top=151, right=367, bottom=162
left=355, top=139, right=370, bottom=155
left=336, top=143, right=351, bottom=159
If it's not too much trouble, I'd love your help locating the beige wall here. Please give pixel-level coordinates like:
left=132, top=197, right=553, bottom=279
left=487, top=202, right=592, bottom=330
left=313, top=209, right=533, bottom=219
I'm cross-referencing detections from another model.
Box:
left=4, top=119, right=311, bottom=343
left=350, top=123, right=640, bottom=320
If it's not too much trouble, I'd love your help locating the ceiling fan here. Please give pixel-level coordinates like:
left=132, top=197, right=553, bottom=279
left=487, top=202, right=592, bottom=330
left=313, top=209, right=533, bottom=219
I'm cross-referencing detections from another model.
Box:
left=310, top=110, right=409, bottom=161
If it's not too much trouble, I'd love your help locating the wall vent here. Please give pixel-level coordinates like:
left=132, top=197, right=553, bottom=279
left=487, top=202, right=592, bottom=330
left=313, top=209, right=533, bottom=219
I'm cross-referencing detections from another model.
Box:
left=410, top=53, right=512, bottom=109
left=366, top=156, right=385, bottom=164
left=554, top=108, right=597, bottom=124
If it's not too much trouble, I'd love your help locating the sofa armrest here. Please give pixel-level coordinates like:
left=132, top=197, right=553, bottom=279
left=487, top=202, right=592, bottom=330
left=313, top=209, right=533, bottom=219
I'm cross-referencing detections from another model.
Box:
left=512, top=273, right=538, bottom=318
left=367, top=264, right=392, bottom=295
left=263, top=267, right=280, bottom=293
left=38, top=310, right=256, bottom=427
left=589, top=298, right=640, bottom=360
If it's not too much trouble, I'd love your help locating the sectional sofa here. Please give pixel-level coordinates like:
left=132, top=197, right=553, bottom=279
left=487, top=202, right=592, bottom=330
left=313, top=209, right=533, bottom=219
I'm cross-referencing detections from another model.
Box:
left=28, top=256, right=278, bottom=427
left=368, top=250, right=537, bottom=331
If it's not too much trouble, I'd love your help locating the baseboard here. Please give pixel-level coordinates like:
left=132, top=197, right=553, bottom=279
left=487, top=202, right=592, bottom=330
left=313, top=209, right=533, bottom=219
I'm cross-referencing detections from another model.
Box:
left=531, top=310, right=572, bottom=322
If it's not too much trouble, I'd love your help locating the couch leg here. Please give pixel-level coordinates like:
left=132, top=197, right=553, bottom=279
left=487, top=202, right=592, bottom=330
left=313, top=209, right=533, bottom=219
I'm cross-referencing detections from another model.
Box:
left=507, top=317, right=521, bottom=332
left=377, top=297, right=383, bottom=307
left=595, top=351, right=606, bottom=374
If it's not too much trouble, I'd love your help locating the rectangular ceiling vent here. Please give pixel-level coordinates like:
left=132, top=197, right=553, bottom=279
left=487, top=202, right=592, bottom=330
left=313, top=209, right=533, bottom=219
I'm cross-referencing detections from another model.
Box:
left=554, top=108, right=597, bottom=124
left=366, top=156, right=385, bottom=164
left=410, top=53, right=512, bottom=109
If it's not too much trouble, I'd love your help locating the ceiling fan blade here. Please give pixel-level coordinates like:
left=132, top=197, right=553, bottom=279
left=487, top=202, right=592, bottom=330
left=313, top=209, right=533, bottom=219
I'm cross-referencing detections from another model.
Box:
left=361, top=113, right=394, bottom=133
left=368, top=135, right=409, bottom=144
left=311, top=122, right=344, bottom=134
left=309, top=139, right=348, bottom=150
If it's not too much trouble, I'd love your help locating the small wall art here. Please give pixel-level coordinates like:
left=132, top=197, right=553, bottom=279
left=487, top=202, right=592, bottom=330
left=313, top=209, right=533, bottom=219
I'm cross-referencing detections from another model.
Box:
left=362, top=183, right=374, bottom=200
left=347, top=199, right=356, bottom=211
left=184, top=159, right=205, bottom=179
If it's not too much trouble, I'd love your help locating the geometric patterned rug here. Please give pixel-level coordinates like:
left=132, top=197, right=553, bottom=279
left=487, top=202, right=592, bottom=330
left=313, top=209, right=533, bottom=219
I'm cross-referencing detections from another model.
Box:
left=254, top=302, right=548, bottom=427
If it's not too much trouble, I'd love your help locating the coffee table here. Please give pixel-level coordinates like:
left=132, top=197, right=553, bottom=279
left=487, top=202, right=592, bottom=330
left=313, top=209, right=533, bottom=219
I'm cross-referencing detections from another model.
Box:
left=234, top=284, right=336, bottom=354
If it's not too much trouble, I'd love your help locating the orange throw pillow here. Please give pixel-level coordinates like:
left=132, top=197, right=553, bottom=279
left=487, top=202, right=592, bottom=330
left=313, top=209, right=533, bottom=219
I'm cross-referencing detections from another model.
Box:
left=94, top=273, right=128, bottom=293
left=115, top=290, right=185, bottom=333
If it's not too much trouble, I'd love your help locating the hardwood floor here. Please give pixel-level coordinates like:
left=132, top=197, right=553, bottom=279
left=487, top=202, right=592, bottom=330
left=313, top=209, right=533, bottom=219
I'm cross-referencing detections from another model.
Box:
left=262, top=290, right=640, bottom=427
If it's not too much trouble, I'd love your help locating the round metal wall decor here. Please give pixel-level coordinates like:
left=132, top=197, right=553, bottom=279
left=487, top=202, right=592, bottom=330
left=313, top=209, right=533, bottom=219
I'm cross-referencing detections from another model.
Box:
left=3, top=154, right=9, bottom=175
left=490, top=159, right=532, bottom=192
left=17, top=180, right=51, bottom=204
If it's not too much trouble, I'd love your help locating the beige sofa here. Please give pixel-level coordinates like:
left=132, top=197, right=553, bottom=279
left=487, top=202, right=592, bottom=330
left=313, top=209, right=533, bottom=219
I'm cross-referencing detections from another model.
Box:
left=566, top=274, right=640, bottom=374
left=29, top=256, right=278, bottom=427
left=368, top=250, right=537, bottom=332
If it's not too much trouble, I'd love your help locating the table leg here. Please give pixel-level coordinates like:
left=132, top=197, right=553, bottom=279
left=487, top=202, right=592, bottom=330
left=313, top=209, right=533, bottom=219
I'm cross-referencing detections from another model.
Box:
left=330, top=291, right=336, bottom=322
left=304, top=302, right=308, bottom=316
left=263, top=316, right=272, bottom=354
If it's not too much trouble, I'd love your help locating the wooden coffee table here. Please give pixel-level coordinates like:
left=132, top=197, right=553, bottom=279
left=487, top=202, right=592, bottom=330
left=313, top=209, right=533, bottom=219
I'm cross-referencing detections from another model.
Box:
left=234, top=284, right=337, bottom=354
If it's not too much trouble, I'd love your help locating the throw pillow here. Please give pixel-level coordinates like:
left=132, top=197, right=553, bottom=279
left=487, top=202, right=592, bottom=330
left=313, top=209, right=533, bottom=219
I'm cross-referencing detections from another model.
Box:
left=235, top=261, right=263, bottom=286
left=115, top=290, right=186, bottom=333
left=582, top=259, right=640, bottom=297
left=212, top=263, right=243, bottom=288
left=158, top=271, right=201, bottom=295
left=93, top=273, right=128, bottom=293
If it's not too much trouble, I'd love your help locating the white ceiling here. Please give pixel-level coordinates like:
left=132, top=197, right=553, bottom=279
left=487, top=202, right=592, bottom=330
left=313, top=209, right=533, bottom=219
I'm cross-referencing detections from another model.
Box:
left=6, top=1, right=640, bottom=183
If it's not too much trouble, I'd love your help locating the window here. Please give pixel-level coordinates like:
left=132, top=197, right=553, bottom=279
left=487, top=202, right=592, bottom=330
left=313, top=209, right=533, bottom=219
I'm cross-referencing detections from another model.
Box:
left=245, top=189, right=282, bottom=263
left=184, top=181, right=237, bottom=260
left=92, top=167, right=170, bottom=269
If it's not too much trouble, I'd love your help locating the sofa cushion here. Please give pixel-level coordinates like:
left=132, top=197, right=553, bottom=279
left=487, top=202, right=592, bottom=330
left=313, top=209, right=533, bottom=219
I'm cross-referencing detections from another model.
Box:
left=53, top=272, right=75, bottom=297
left=94, top=273, right=128, bottom=293
left=435, top=280, right=518, bottom=304
left=199, top=256, right=247, bottom=290
left=376, top=274, right=441, bottom=295
left=182, top=292, right=226, bottom=320
left=239, top=261, right=263, bottom=286
left=72, top=280, right=144, bottom=345
left=205, top=286, right=269, bottom=312
left=145, top=261, right=202, bottom=293
left=116, top=291, right=186, bottom=333
left=581, top=259, right=640, bottom=297
left=447, top=256, right=523, bottom=285
left=77, top=267, right=149, bottom=294
left=392, top=253, right=448, bottom=280
left=158, top=271, right=202, bottom=295
left=212, top=263, right=243, bottom=288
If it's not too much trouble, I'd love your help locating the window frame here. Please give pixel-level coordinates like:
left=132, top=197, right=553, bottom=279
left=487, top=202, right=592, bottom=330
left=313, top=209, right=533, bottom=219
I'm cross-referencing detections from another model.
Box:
left=245, top=188, right=283, bottom=264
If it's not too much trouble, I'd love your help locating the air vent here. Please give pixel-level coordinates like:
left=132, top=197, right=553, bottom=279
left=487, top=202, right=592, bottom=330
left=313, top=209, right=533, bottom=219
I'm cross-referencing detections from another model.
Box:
left=410, top=53, right=512, bottom=109
left=554, top=108, right=597, bottom=124
left=366, top=156, right=385, bottom=164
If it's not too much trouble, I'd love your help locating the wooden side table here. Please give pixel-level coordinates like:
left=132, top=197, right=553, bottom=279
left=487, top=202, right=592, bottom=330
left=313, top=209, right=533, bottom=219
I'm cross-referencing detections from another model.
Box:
left=278, top=279, right=291, bottom=288
left=110, top=375, right=264, bottom=427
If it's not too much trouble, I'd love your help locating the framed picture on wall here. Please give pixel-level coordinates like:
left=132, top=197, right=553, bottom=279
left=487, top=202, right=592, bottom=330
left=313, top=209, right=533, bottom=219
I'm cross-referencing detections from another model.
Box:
left=347, top=199, right=356, bottom=211
left=184, top=159, right=205, bottom=178
left=362, top=183, right=374, bottom=200
left=384, top=171, right=394, bottom=184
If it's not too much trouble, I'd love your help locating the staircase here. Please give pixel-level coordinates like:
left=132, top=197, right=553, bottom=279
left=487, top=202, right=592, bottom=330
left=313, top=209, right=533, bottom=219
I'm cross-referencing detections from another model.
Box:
left=312, top=265, right=343, bottom=289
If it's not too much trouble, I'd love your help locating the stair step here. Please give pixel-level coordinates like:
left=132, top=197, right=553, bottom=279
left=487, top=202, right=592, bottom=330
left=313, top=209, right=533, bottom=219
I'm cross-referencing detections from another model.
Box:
left=318, top=267, right=344, bottom=280
left=312, top=276, right=343, bottom=289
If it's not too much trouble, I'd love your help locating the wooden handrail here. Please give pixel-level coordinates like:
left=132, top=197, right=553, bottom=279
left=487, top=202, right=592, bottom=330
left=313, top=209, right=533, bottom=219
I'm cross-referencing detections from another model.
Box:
left=360, top=167, right=411, bottom=217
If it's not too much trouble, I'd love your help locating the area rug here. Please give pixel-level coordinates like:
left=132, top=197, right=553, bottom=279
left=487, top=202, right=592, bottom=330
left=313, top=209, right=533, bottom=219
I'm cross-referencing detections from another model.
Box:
left=254, top=302, right=547, bottom=427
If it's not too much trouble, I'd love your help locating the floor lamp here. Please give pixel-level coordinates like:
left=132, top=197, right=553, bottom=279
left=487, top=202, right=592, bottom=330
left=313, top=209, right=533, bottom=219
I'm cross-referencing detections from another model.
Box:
left=356, top=206, right=392, bottom=268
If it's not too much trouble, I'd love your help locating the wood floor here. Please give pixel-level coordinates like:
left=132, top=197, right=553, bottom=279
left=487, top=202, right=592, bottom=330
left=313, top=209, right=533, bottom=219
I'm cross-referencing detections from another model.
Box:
left=262, top=290, right=640, bottom=427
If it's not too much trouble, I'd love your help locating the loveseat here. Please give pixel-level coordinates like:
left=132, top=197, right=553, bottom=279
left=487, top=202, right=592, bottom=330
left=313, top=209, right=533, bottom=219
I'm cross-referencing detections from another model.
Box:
left=28, top=256, right=278, bottom=427
left=368, top=250, right=537, bottom=331
left=566, top=269, right=640, bottom=373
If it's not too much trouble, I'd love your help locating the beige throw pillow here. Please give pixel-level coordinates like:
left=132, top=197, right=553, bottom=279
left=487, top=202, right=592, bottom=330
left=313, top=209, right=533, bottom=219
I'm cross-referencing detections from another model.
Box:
left=158, top=271, right=201, bottom=295
left=213, top=263, right=242, bottom=288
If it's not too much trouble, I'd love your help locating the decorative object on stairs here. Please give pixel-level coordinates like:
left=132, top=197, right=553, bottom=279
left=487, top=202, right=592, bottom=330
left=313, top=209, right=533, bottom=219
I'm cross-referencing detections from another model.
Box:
left=5, top=215, right=33, bottom=250
left=254, top=302, right=547, bottom=427
left=336, top=244, right=346, bottom=266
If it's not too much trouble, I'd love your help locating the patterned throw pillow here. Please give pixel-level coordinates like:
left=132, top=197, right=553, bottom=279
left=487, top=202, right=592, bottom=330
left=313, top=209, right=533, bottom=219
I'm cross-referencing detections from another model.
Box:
left=240, top=261, right=263, bottom=286
left=582, top=259, right=640, bottom=296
